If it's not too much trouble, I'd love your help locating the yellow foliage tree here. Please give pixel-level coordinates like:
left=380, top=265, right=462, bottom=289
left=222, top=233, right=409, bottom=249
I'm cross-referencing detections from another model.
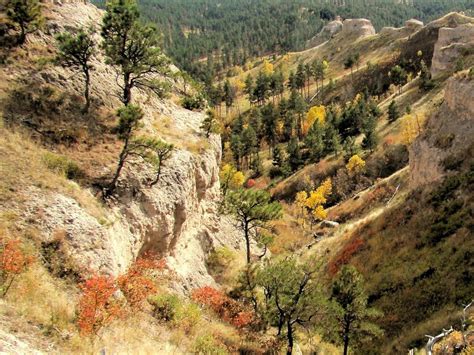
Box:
left=346, top=155, right=366, bottom=175
left=220, top=164, right=244, bottom=198
left=295, top=191, right=308, bottom=224
left=232, top=78, right=245, bottom=93
left=303, top=105, right=326, bottom=136
left=312, top=205, right=327, bottom=221
left=296, top=178, right=332, bottom=228
left=262, top=59, right=274, bottom=75
left=401, top=113, right=425, bottom=146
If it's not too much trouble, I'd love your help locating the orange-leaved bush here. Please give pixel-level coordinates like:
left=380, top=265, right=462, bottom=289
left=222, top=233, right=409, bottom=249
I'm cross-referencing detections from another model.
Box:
left=328, top=237, right=365, bottom=276
left=0, top=239, right=34, bottom=297
left=192, top=286, right=253, bottom=328
left=77, top=275, right=122, bottom=336
left=117, top=254, right=166, bottom=310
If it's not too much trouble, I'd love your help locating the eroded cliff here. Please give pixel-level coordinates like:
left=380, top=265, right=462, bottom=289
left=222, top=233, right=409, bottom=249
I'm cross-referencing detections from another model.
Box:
left=2, top=1, right=242, bottom=292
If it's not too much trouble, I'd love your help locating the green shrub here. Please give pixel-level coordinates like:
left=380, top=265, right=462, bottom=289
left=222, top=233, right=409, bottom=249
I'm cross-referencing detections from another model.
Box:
left=192, top=335, right=227, bottom=355
left=41, top=152, right=82, bottom=180
left=149, top=293, right=180, bottom=321
left=181, top=94, right=206, bottom=110
left=174, top=302, right=201, bottom=333
left=207, top=247, right=235, bottom=273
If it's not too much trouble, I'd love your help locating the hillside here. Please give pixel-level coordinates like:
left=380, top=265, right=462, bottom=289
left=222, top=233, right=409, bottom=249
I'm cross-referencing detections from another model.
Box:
left=0, top=0, right=473, bottom=354
left=91, top=0, right=474, bottom=81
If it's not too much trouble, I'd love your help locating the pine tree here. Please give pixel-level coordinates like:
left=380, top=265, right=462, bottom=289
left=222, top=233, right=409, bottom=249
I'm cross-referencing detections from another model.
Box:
left=387, top=100, right=400, bottom=123
left=6, top=0, right=41, bottom=45
left=305, top=121, right=325, bottom=163
left=272, top=145, right=284, bottom=168
left=226, top=189, right=282, bottom=263
left=325, top=266, right=382, bottom=355
left=362, top=121, right=378, bottom=152
left=419, top=59, right=434, bottom=91
left=149, top=141, right=174, bottom=186
left=244, top=74, right=255, bottom=104
left=56, top=28, right=95, bottom=113
left=287, top=137, right=302, bottom=172
left=101, top=0, right=169, bottom=106
left=223, top=79, right=236, bottom=115
left=324, top=123, right=342, bottom=157
left=201, top=109, right=219, bottom=138
left=106, top=105, right=166, bottom=196
left=256, top=258, right=323, bottom=355
left=295, top=63, right=306, bottom=96
left=390, top=65, right=408, bottom=95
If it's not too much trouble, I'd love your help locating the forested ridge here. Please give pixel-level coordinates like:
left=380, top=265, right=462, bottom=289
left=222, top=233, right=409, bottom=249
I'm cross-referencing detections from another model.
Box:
left=91, top=0, right=474, bottom=80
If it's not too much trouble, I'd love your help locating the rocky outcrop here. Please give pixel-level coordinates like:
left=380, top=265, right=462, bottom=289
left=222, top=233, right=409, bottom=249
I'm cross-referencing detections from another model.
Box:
left=409, top=76, right=474, bottom=188
left=341, top=19, right=376, bottom=38
left=380, top=19, right=423, bottom=37
left=307, top=19, right=343, bottom=47
left=13, top=2, right=243, bottom=292
left=431, top=23, right=474, bottom=77
left=405, top=19, right=424, bottom=31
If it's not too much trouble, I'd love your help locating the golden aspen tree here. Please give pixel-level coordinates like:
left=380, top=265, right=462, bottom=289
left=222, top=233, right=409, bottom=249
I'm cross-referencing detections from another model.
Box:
left=346, top=155, right=366, bottom=175
left=303, top=105, right=326, bottom=136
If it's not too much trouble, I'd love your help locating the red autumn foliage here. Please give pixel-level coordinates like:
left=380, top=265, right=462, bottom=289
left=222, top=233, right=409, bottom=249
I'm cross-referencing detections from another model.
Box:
left=192, top=286, right=253, bottom=328
left=0, top=239, right=34, bottom=297
left=77, top=275, right=122, bottom=335
left=246, top=179, right=256, bottom=188
left=117, top=254, right=166, bottom=310
left=328, top=237, right=365, bottom=276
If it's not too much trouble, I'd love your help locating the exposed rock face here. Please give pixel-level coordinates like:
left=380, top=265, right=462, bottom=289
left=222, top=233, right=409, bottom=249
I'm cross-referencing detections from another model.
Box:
left=380, top=19, right=423, bottom=37
left=409, top=76, right=474, bottom=188
left=14, top=2, right=243, bottom=292
left=431, top=23, right=474, bottom=77
left=341, top=19, right=376, bottom=38
left=307, top=19, right=343, bottom=47
left=405, top=19, right=424, bottom=30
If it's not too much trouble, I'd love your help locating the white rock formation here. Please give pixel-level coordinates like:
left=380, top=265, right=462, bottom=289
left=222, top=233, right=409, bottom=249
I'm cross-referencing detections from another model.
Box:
left=431, top=23, right=474, bottom=77
left=409, top=76, right=474, bottom=188
left=307, top=19, right=343, bottom=47
left=341, top=18, right=376, bottom=38
left=13, top=2, right=244, bottom=292
left=405, top=19, right=424, bottom=30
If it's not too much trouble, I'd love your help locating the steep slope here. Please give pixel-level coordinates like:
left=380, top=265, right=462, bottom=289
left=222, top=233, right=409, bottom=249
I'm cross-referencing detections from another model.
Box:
left=308, top=74, right=474, bottom=354
left=0, top=1, right=243, bottom=292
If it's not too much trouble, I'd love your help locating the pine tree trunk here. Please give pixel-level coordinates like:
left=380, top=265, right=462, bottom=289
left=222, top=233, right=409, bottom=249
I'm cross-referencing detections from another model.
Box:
left=244, top=220, right=251, bottom=264
left=123, top=73, right=132, bottom=106
left=107, top=138, right=129, bottom=196
left=83, top=69, right=90, bottom=113
left=286, top=320, right=294, bottom=355
left=343, top=322, right=350, bottom=355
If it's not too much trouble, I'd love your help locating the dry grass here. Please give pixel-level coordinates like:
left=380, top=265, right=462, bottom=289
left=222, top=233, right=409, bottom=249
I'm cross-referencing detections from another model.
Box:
left=0, top=124, right=108, bottom=221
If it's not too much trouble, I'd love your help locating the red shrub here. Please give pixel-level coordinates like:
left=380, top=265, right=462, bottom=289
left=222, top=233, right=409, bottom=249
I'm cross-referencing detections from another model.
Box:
left=117, top=254, right=166, bottom=310
left=192, top=286, right=253, bottom=328
left=0, top=239, right=34, bottom=297
left=328, top=237, right=365, bottom=276
left=77, top=275, right=122, bottom=335
left=246, top=179, right=256, bottom=188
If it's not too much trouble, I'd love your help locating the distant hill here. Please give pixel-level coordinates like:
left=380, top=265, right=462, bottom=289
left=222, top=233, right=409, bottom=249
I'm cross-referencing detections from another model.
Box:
left=92, top=0, right=474, bottom=81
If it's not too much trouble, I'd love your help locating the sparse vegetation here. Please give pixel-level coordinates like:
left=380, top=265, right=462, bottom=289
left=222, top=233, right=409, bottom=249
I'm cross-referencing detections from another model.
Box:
left=0, top=1, right=473, bottom=353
